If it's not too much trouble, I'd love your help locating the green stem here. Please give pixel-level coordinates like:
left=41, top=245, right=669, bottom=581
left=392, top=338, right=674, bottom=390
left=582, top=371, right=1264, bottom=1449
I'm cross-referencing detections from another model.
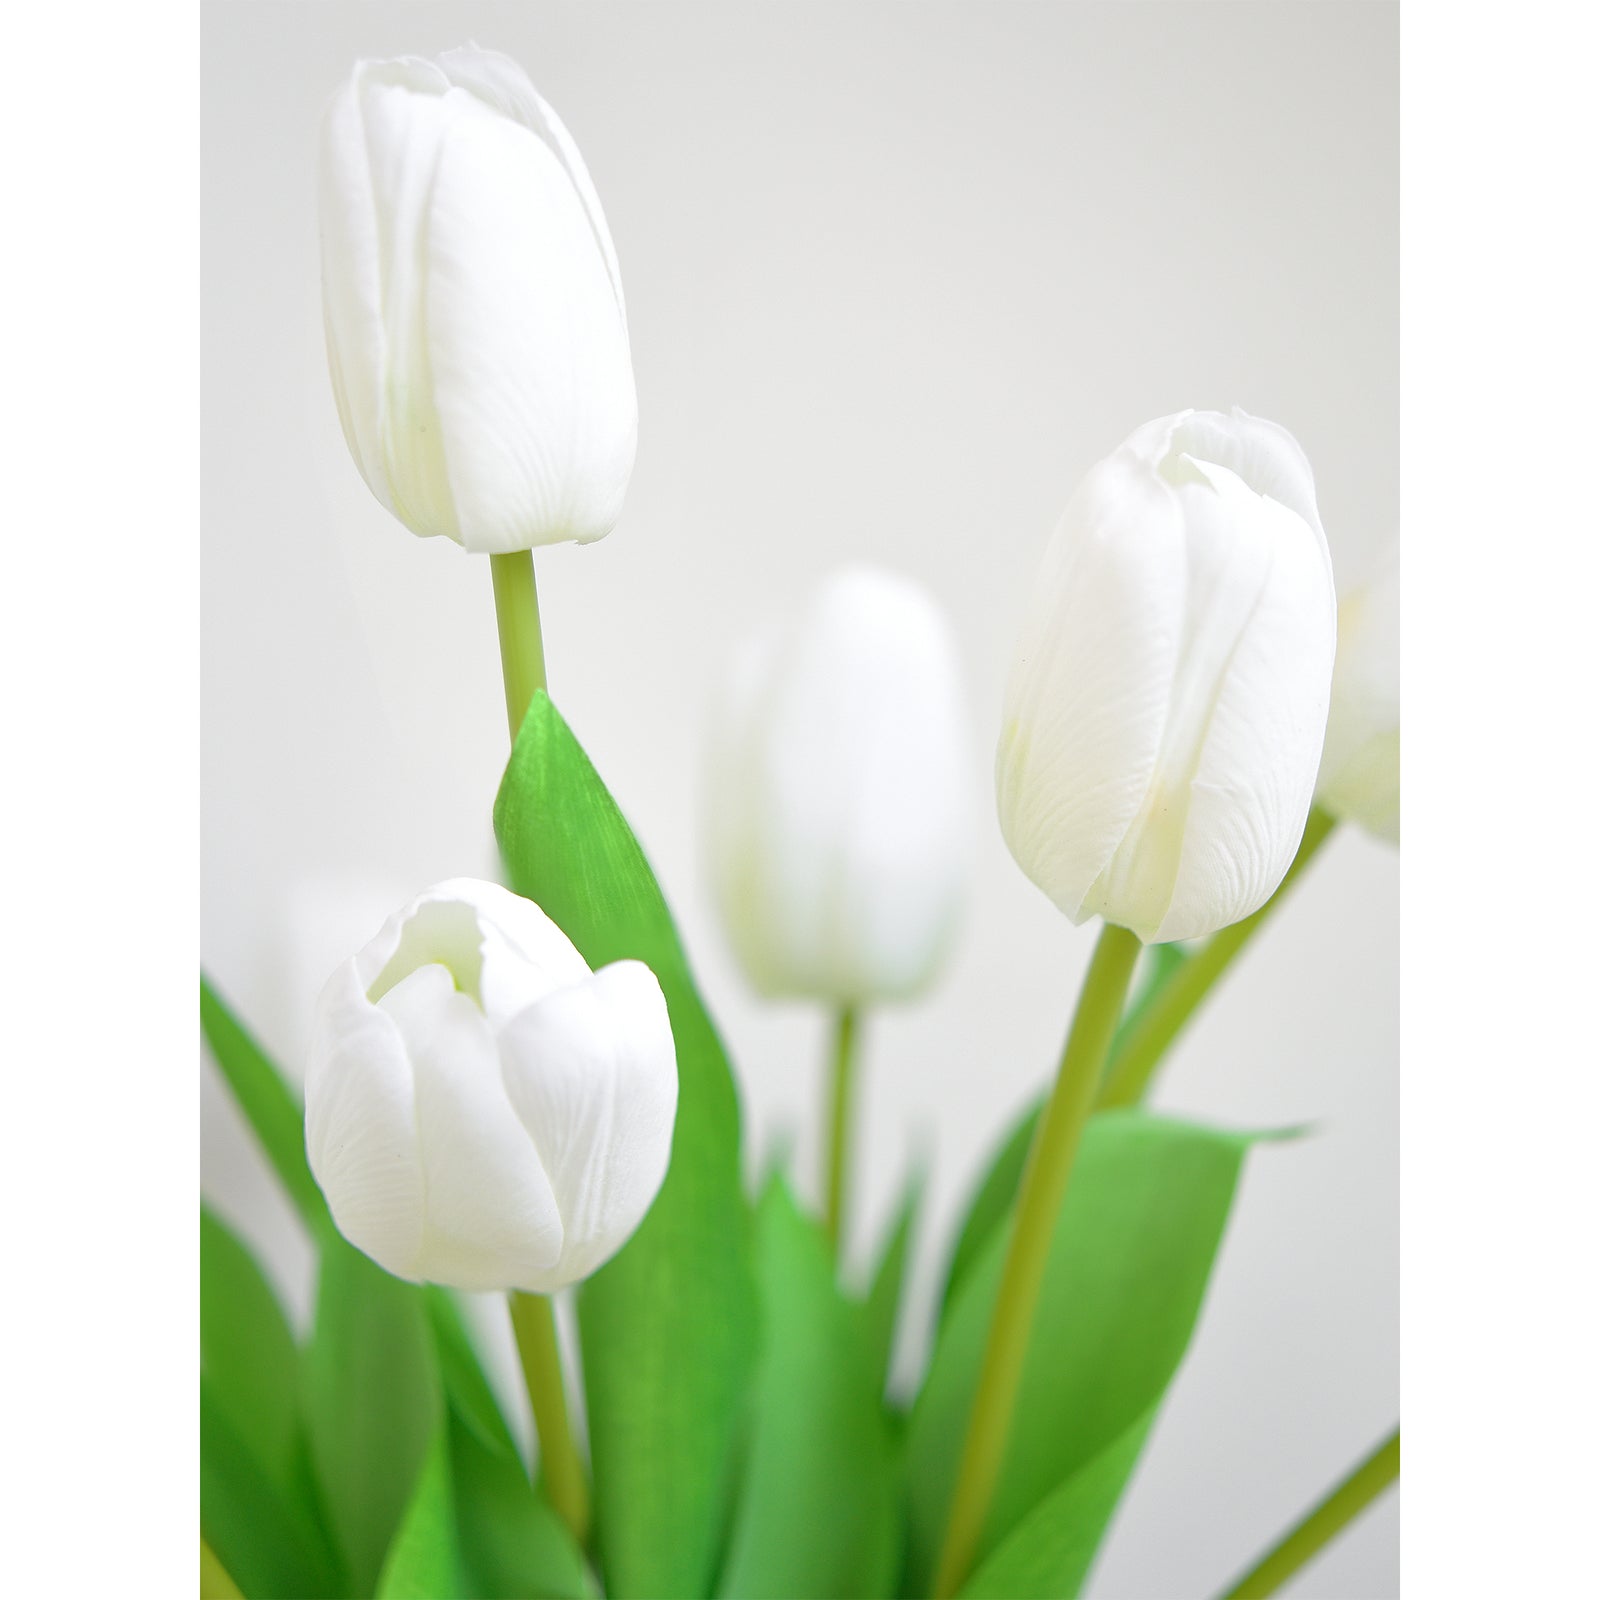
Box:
left=509, top=1291, right=591, bottom=1547
left=932, top=922, right=1143, bottom=1598
left=1097, top=806, right=1338, bottom=1110
left=490, top=550, right=547, bottom=741
left=823, top=1007, right=860, bottom=1254
left=1219, top=1428, right=1400, bottom=1599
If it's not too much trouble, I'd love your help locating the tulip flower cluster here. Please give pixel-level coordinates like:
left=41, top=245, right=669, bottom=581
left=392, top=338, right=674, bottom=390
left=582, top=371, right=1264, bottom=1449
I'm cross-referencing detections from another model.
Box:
left=201, top=41, right=1400, bottom=1600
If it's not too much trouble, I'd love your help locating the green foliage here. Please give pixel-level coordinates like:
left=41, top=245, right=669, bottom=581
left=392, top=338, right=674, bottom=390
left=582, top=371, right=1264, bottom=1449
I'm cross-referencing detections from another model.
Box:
left=302, top=1241, right=446, bottom=1597
left=863, top=1166, right=925, bottom=1397
left=375, top=1433, right=464, bottom=1599
left=937, top=942, right=1195, bottom=1325
left=428, top=1290, right=593, bottom=1599
left=495, top=691, right=759, bottom=1598
left=905, top=1111, right=1253, bottom=1598
left=201, top=1375, right=342, bottom=1599
left=718, top=1178, right=902, bottom=1599
left=200, top=1206, right=301, bottom=1497
left=200, top=974, right=329, bottom=1236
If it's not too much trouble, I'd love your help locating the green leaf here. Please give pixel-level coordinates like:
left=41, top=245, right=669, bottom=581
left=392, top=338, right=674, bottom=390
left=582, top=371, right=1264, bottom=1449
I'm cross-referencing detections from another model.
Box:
left=936, top=943, right=1192, bottom=1325
left=863, top=1166, right=924, bottom=1397
left=425, top=1288, right=520, bottom=1459
left=376, top=1430, right=464, bottom=1599
left=425, top=1288, right=595, bottom=1599
left=494, top=692, right=758, bottom=1599
left=202, top=1376, right=342, bottom=1599
left=200, top=974, right=329, bottom=1236
left=303, top=1240, right=441, bottom=1597
left=449, top=1411, right=595, bottom=1600
left=956, top=1418, right=1156, bottom=1599
left=718, top=1178, right=901, bottom=1599
left=905, top=1110, right=1252, bottom=1598
left=939, top=1104, right=1040, bottom=1325
left=200, top=1206, right=301, bottom=1496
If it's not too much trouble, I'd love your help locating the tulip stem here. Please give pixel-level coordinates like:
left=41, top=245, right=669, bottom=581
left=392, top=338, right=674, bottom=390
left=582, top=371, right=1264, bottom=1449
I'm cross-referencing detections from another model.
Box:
left=509, top=1291, right=591, bottom=1547
left=933, top=921, right=1143, bottom=1598
left=491, top=550, right=547, bottom=741
left=823, top=1007, right=860, bottom=1255
left=1097, top=806, right=1338, bottom=1110
left=1217, top=1428, right=1399, bottom=1598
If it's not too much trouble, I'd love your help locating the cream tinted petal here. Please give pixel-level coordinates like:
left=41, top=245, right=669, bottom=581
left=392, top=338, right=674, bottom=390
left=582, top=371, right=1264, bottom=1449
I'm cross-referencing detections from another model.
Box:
left=499, top=962, right=678, bottom=1289
left=424, top=107, right=637, bottom=552
left=305, top=960, right=426, bottom=1280
left=997, top=454, right=1185, bottom=924
left=420, top=878, right=592, bottom=1025
left=378, top=964, right=565, bottom=1291
left=1164, top=407, right=1327, bottom=542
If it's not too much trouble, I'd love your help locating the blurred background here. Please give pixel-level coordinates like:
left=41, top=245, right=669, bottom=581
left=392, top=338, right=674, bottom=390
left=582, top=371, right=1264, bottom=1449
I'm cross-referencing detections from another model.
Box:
left=201, top=4, right=1397, bottom=1596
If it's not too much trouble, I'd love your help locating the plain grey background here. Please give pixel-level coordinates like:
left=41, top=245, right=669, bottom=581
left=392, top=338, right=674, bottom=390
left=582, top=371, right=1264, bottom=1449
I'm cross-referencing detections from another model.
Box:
left=201, top=4, right=1398, bottom=1596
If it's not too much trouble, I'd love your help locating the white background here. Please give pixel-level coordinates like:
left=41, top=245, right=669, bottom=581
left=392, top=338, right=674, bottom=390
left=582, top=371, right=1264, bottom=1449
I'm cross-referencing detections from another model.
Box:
left=199, top=4, right=1398, bottom=1596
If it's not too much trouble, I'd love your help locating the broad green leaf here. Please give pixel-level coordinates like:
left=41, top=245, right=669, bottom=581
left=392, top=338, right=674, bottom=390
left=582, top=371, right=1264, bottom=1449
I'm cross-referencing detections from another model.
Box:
left=202, top=1376, right=342, bottom=1599
left=426, top=1288, right=594, bottom=1599
left=718, top=1178, right=901, bottom=1599
left=303, top=1240, right=441, bottom=1597
left=376, top=1430, right=464, bottom=1599
left=905, top=1111, right=1252, bottom=1597
left=957, top=1417, right=1155, bottom=1598
left=936, top=943, right=1192, bottom=1324
left=494, top=692, right=758, bottom=1598
left=200, top=1206, right=300, bottom=1496
left=449, top=1411, right=595, bottom=1600
left=863, top=1166, right=924, bottom=1397
left=200, top=974, right=329, bottom=1236
left=939, top=1104, right=1039, bottom=1324
left=425, top=1288, right=519, bottom=1459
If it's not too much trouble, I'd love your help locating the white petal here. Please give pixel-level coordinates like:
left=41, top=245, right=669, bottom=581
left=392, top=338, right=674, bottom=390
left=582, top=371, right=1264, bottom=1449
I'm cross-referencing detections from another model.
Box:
left=424, top=100, right=637, bottom=552
left=379, top=964, right=564, bottom=1291
left=318, top=73, right=391, bottom=517
left=436, top=47, right=628, bottom=330
left=1153, top=469, right=1336, bottom=939
left=498, top=961, right=678, bottom=1290
left=997, top=450, right=1184, bottom=925
left=709, top=568, right=972, bottom=1001
left=355, top=878, right=591, bottom=1028
left=305, top=959, right=426, bottom=1280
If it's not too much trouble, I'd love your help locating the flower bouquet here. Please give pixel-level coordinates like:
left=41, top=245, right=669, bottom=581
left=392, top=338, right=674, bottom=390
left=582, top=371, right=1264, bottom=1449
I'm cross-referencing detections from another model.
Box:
left=200, top=46, right=1398, bottom=1600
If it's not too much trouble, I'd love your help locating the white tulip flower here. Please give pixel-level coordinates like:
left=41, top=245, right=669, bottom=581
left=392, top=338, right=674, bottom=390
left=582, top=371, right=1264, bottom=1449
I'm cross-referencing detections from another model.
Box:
left=1317, top=546, right=1400, bottom=843
left=706, top=566, right=972, bottom=1003
left=320, top=47, right=636, bottom=553
left=305, top=879, right=676, bottom=1292
left=996, top=408, right=1337, bottom=944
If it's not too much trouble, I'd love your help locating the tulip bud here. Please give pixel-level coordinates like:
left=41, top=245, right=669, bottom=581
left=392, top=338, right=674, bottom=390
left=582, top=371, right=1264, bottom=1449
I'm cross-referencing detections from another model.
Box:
left=706, top=566, right=972, bottom=1003
left=996, top=408, right=1337, bottom=943
left=1317, top=546, right=1400, bottom=843
left=319, top=47, right=636, bottom=553
left=305, top=879, right=676, bottom=1292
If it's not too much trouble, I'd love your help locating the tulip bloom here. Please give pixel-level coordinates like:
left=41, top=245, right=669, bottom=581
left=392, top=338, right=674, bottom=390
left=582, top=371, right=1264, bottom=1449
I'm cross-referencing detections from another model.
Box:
left=706, top=566, right=972, bottom=1003
left=305, top=879, right=676, bottom=1292
left=320, top=47, right=636, bottom=553
left=1317, top=546, right=1400, bottom=843
left=997, top=409, right=1337, bottom=943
